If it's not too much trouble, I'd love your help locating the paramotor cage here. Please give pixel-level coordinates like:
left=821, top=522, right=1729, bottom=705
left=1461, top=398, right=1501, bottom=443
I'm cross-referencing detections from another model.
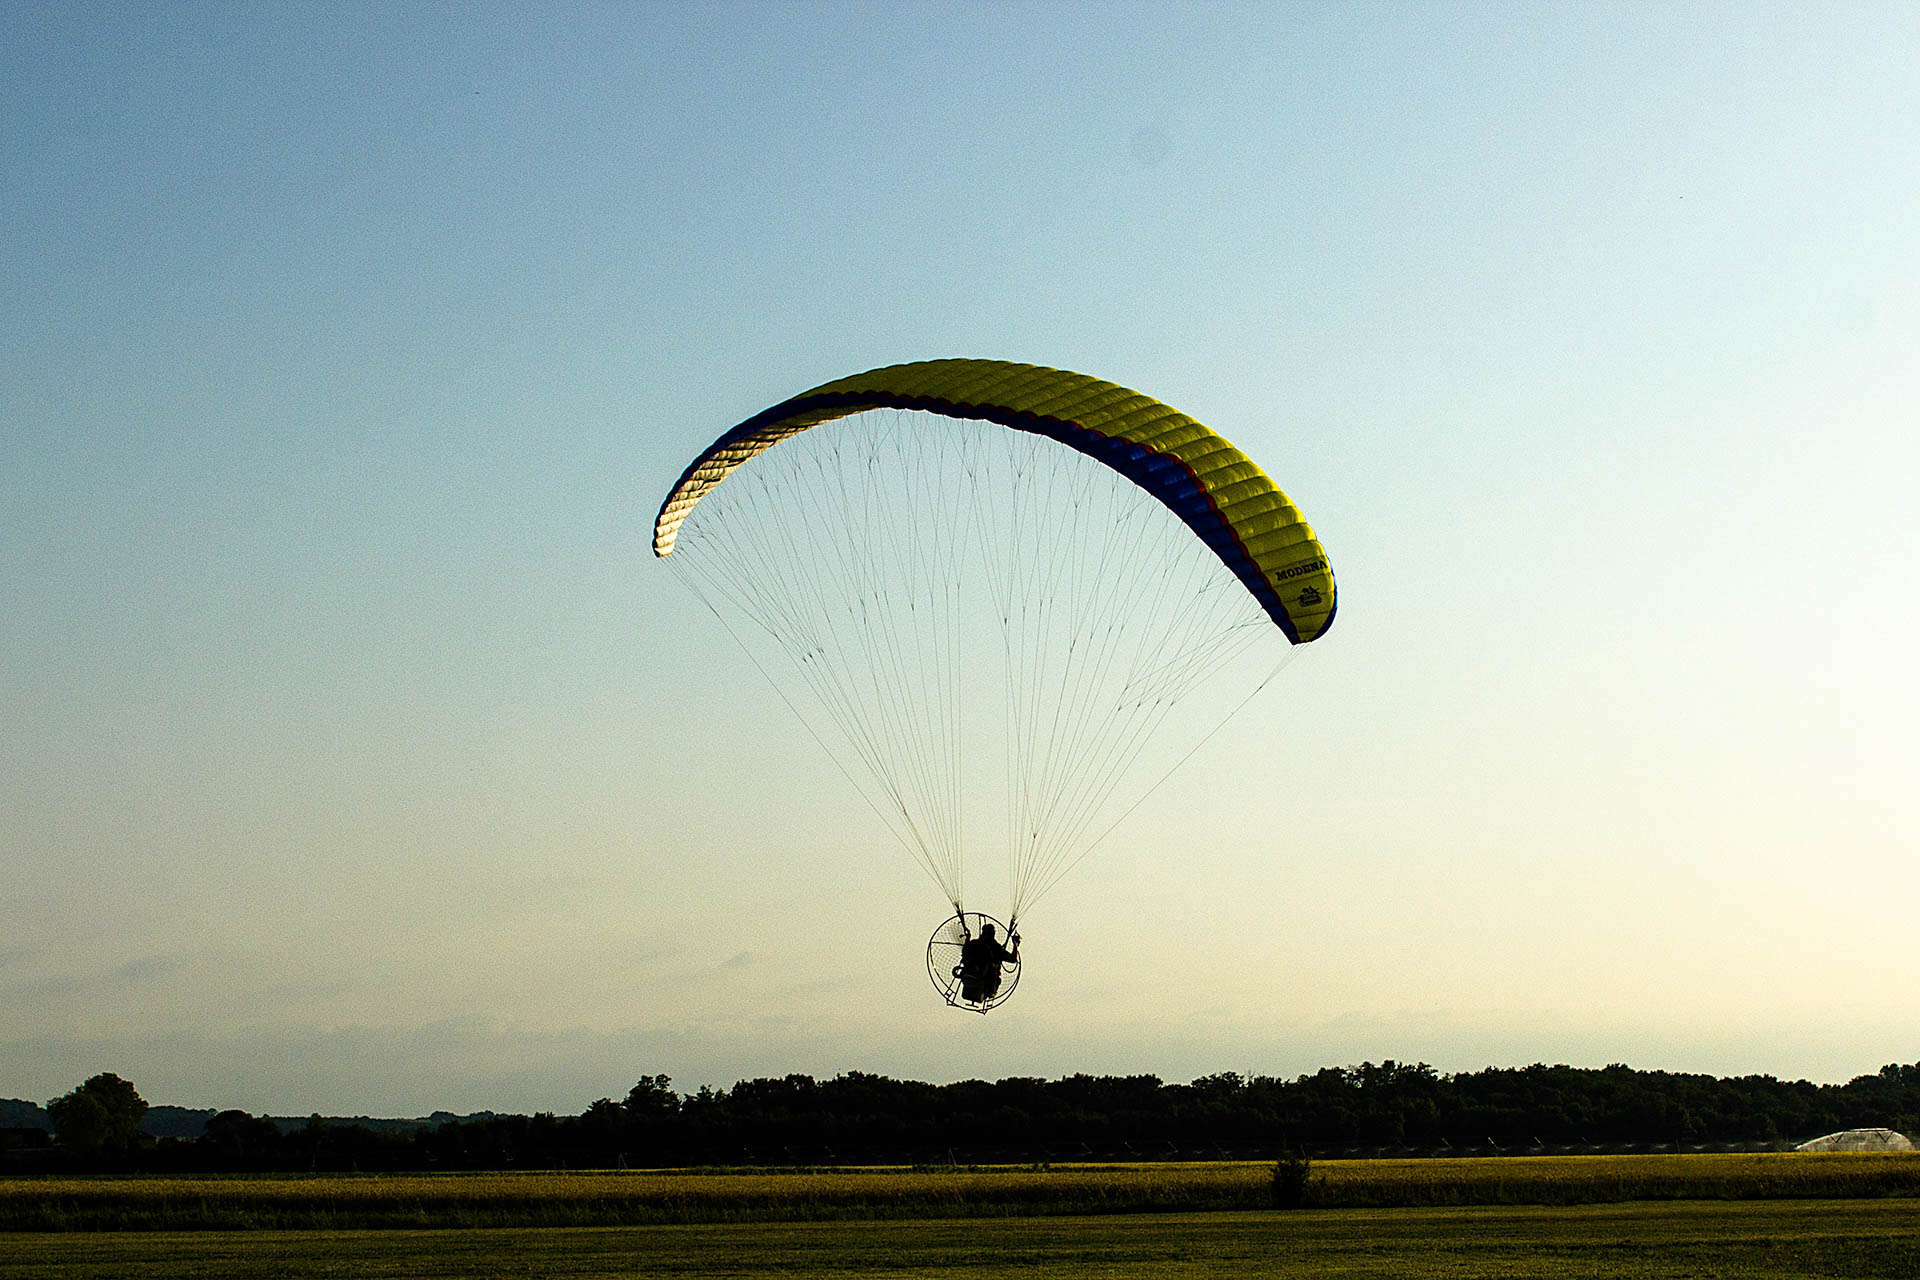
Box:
left=927, top=911, right=1021, bottom=1013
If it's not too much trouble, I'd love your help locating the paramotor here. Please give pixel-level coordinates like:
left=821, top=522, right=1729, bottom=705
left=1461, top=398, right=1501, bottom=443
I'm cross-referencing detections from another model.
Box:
left=656, top=359, right=1335, bottom=1011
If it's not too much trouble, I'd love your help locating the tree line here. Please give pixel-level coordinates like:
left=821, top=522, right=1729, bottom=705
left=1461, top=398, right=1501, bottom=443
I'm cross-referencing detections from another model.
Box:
left=11, top=1061, right=1920, bottom=1172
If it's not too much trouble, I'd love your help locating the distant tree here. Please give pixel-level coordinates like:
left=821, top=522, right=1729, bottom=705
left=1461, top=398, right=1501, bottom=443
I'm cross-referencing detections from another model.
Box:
left=200, top=1110, right=284, bottom=1168
left=625, top=1075, right=678, bottom=1119
left=47, top=1073, right=148, bottom=1158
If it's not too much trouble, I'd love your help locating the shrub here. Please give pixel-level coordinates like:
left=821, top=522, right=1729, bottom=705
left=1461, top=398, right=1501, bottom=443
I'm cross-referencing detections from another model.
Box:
left=1271, top=1152, right=1312, bottom=1208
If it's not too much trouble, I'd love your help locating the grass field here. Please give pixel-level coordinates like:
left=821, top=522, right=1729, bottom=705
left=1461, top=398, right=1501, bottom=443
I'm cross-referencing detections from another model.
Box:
left=1, top=1201, right=1917, bottom=1279
left=4, top=1153, right=1917, bottom=1231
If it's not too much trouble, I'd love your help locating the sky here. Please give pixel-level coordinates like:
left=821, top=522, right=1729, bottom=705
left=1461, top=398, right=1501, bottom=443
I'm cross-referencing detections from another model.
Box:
left=4, top=2, right=1917, bottom=1117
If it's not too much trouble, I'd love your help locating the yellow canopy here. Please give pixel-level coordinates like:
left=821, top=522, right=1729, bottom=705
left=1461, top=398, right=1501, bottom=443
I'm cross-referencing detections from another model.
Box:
left=656, top=358, right=1335, bottom=643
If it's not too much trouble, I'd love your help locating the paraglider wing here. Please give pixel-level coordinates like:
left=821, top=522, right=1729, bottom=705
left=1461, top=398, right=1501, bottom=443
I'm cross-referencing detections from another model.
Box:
left=654, top=358, right=1335, bottom=643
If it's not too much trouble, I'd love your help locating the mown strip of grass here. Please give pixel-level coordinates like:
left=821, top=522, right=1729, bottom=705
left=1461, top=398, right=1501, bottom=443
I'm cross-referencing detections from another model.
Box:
left=2, top=1153, right=1916, bottom=1232
left=0, top=1165, right=1252, bottom=1231
left=2, top=1201, right=1919, bottom=1280
left=1314, top=1151, right=1920, bottom=1207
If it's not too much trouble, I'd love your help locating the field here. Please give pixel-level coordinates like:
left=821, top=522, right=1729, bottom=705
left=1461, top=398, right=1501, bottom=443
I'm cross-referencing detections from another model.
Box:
left=4, top=1153, right=1918, bottom=1230
left=2, top=1201, right=1919, bottom=1279
left=4, top=1156, right=1917, bottom=1279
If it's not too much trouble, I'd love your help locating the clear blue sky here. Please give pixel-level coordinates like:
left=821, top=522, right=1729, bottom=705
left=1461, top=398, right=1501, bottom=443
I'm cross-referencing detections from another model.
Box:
left=4, top=2, right=1916, bottom=1115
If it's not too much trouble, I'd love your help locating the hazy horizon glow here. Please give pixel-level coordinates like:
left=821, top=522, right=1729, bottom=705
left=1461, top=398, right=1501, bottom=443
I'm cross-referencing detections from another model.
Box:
left=4, top=2, right=1917, bottom=1115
